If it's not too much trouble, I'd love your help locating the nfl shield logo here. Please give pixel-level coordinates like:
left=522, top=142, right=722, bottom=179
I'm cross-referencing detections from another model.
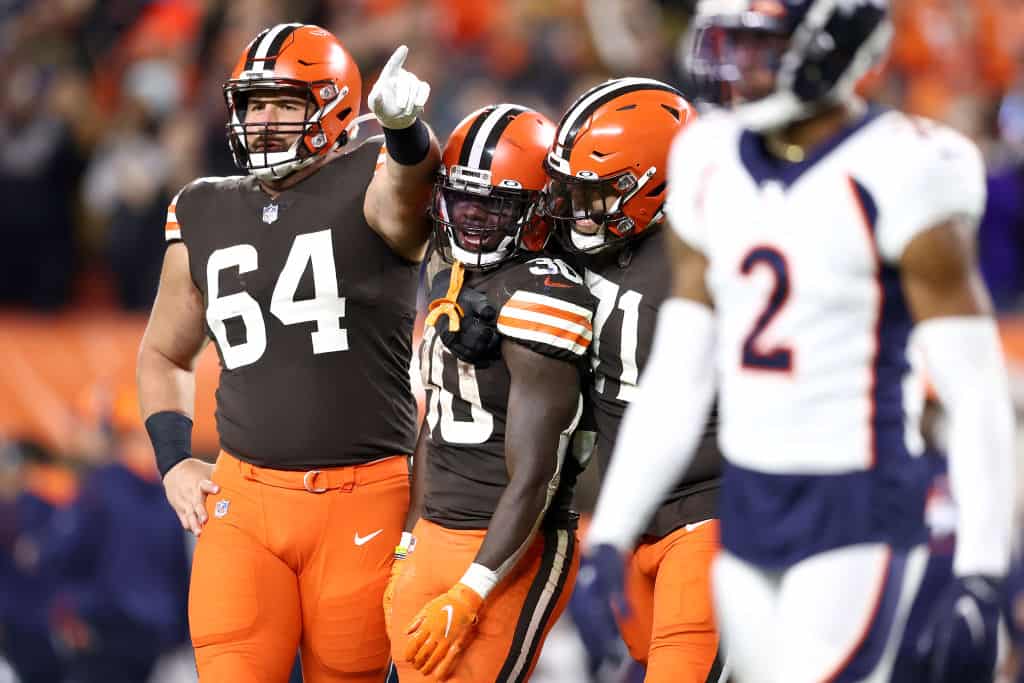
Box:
left=214, top=499, right=230, bottom=518
left=262, top=203, right=279, bottom=224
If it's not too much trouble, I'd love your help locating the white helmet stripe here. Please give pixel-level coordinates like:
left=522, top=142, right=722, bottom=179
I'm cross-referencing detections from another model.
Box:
left=251, top=22, right=303, bottom=65
left=467, top=104, right=520, bottom=169
left=555, top=77, right=671, bottom=147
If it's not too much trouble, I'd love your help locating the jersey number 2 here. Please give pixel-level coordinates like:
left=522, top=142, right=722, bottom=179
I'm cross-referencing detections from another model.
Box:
left=740, top=247, right=792, bottom=372
left=206, top=230, right=347, bottom=370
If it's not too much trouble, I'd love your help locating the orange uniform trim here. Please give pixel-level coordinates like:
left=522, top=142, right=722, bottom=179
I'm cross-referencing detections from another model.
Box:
left=501, top=299, right=592, bottom=330
left=496, top=315, right=591, bottom=348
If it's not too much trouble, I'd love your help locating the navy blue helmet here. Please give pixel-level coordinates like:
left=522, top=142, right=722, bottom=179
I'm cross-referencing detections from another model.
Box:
left=682, top=0, right=891, bottom=130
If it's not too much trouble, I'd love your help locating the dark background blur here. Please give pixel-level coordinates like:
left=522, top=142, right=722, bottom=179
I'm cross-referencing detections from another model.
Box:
left=1, top=1, right=1023, bottom=681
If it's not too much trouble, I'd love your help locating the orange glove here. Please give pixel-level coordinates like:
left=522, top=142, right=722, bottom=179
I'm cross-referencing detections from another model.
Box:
left=403, top=582, right=484, bottom=679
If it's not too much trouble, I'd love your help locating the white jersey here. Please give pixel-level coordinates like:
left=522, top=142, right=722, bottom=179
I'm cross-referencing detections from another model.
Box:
left=666, top=106, right=986, bottom=566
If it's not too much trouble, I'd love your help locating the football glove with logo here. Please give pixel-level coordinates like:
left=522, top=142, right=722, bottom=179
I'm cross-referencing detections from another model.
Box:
left=368, top=45, right=430, bottom=130
left=404, top=582, right=484, bottom=679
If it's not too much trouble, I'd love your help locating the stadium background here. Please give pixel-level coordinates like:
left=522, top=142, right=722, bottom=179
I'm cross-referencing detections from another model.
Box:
left=1, top=0, right=1023, bottom=681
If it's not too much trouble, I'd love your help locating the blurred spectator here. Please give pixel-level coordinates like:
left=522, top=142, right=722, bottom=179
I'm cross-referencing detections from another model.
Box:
left=0, top=439, right=77, bottom=683
left=0, top=62, right=87, bottom=310
left=890, top=0, right=1016, bottom=138
left=979, top=86, right=1024, bottom=310
left=19, top=385, right=190, bottom=683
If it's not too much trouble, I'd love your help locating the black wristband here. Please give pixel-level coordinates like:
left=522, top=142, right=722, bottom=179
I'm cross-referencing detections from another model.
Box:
left=145, top=411, right=194, bottom=479
left=383, top=118, right=430, bottom=165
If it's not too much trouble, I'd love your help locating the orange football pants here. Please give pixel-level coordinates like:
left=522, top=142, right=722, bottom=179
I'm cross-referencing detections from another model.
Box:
left=389, top=518, right=579, bottom=683
left=189, top=451, right=409, bottom=683
left=618, top=519, right=723, bottom=683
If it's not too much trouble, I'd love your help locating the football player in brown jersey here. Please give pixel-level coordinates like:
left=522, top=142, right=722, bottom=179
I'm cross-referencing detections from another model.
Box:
left=384, top=104, right=596, bottom=682
left=136, top=24, right=439, bottom=682
left=542, top=79, right=726, bottom=683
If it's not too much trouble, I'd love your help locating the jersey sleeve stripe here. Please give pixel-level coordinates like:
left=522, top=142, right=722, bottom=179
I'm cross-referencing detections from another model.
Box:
left=164, top=190, right=183, bottom=242
left=504, top=293, right=593, bottom=327
left=497, top=321, right=590, bottom=356
left=498, top=305, right=593, bottom=340
left=497, top=316, right=592, bottom=353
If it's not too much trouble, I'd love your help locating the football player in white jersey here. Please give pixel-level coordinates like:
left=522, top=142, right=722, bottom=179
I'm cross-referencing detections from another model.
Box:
left=584, top=0, right=1016, bottom=681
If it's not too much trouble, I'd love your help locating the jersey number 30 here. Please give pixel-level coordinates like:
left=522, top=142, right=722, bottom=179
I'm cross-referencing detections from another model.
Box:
left=741, top=247, right=793, bottom=372
left=206, top=230, right=347, bottom=370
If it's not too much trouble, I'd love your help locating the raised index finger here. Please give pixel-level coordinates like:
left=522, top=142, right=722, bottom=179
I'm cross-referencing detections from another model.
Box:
left=380, top=45, right=408, bottom=79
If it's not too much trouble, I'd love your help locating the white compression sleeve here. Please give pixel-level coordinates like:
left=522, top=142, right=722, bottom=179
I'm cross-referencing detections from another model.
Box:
left=916, top=316, right=1016, bottom=577
left=586, top=298, right=717, bottom=551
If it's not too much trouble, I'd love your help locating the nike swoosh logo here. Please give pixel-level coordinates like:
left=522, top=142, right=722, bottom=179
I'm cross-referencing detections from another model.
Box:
left=442, top=604, right=454, bottom=638
left=544, top=276, right=573, bottom=289
left=684, top=519, right=713, bottom=533
left=354, top=529, right=384, bottom=546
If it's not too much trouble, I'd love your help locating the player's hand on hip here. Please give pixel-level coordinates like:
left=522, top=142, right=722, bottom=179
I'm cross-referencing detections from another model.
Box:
left=162, top=458, right=218, bottom=536
left=917, top=575, right=1001, bottom=683
left=367, top=45, right=430, bottom=130
left=404, top=582, right=483, bottom=679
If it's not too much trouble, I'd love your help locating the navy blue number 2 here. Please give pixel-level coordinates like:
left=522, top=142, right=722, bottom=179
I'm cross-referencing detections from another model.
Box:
left=740, top=247, right=793, bottom=372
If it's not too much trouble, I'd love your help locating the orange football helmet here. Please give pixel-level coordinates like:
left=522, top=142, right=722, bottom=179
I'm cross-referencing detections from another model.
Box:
left=432, top=104, right=556, bottom=269
left=224, top=23, right=361, bottom=180
left=542, top=78, right=697, bottom=253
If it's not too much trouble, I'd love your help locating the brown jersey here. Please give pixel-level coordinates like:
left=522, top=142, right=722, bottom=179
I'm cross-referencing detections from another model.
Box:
left=420, top=255, right=597, bottom=530
left=164, top=144, right=419, bottom=469
left=575, top=227, right=721, bottom=538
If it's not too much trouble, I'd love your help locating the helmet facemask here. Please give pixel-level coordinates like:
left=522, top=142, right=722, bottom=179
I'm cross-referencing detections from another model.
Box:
left=542, top=167, right=659, bottom=254
left=431, top=166, right=540, bottom=270
left=224, top=78, right=351, bottom=181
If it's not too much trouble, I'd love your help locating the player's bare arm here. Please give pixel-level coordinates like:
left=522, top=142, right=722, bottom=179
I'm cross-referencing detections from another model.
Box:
left=669, top=229, right=714, bottom=307
left=364, top=45, right=441, bottom=262
left=472, top=339, right=582, bottom=574
left=137, top=243, right=218, bottom=536
left=405, top=421, right=429, bottom=532
left=385, top=422, right=428, bottom=634
left=901, top=218, right=991, bottom=320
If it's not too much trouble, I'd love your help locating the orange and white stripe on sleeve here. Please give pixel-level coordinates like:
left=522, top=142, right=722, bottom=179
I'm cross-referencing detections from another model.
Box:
left=164, top=190, right=183, bottom=242
left=497, top=290, right=594, bottom=358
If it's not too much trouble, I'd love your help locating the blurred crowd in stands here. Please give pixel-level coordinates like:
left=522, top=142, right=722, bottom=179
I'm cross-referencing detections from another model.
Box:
left=1, top=0, right=1022, bottom=312
left=1, top=0, right=1024, bottom=681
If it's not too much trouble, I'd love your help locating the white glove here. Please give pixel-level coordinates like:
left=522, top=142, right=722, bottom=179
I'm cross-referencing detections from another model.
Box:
left=367, top=45, right=431, bottom=130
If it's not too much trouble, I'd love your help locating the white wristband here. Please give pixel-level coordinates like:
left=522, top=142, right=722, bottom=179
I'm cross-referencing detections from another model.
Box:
left=459, top=562, right=499, bottom=600
left=395, top=531, right=416, bottom=558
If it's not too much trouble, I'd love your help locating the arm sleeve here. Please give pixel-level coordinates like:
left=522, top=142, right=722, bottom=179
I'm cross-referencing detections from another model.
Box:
left=916, top=316, right=1015, bottom=577
left=586, top=297, right=717, bottom=550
